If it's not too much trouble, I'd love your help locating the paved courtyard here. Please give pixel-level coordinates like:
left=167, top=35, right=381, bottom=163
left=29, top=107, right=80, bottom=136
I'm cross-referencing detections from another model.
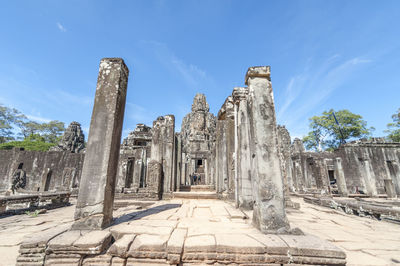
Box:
left=0, top=197, right=398, bottom=265
left=287, top=196, right=400, bottom=265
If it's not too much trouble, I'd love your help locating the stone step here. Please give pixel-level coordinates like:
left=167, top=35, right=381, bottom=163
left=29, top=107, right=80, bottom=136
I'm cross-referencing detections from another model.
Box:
left=179, top=185, right=215, bottom=192
left=172, top=191, right=218, bottom=199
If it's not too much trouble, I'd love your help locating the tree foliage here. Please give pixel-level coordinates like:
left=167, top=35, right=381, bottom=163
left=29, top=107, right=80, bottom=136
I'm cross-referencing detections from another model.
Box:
left=385, top=108, right=400, bottom=142
left=303, top=109, right=374, bottom=151
left=0, top=103, right=65, bottom=150
left=0, top=140, right=56, bottom=151
left=0, top=105, right=26, bottom=143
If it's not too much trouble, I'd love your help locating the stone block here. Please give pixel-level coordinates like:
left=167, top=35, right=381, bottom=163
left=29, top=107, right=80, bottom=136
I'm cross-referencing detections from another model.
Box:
left=245, top=65, right=271, bottom=84
left=128, top=219, right=178, bottom=228
left=279, top=234, right=346, bottom=259
left=214, top=233, right=265, bottom=254
left=127, top=234, right=169, bottom=259
left=47, top=230, right=83, bottom=251
left=73, top=230, right=112, bottom=254
left=82, top=254, right=112, bottom=265
left=247, top=233, right=289, bottom=255
left=126, top=258, right=169, bottom=265
left=44, top=253, right=82, bottom=265
left=108, top=234, right=136, bottom=257
left=167, top=228, right=187, bottom=254
left=184, top=234, right=215, bottom=253
left=20, top=224, right=70, bottom=249
left=111, top=257, right=126, bottom=266
left=110, top=224, right=173, bottom=240
left=129, top=234, right=169, bottom=251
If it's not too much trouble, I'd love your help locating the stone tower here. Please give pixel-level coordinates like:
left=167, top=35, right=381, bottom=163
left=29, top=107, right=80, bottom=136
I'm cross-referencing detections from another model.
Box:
left=51, top=121, right=85, bottom=153
left=180, top=94, right=216, bottom=186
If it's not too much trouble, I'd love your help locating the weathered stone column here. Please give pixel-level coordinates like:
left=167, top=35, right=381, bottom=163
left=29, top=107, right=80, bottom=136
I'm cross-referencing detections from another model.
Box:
left=233, top=87, right=253, bottom=209
left=362, top=159, right=378, bottom=197
left=246, top=66, right=289, bottom=233
left=333, top=157, right=348, bottom=196
left=150, top=115, right=175, bottom=197
left=175, top=134, right=182, bottom=191
left=73, top=58, right=129, bottom=229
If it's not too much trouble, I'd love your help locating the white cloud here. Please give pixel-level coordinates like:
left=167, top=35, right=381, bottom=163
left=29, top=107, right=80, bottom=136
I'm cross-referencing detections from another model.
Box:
left=276, top=55, right=372, bottom=137
left=141, top=40, right=215, bottom=89
left=57, top=22, right=67, bottom=32
left=26, top=114, right=52, bottom=123
left=126, top=102, right=155, bottom=127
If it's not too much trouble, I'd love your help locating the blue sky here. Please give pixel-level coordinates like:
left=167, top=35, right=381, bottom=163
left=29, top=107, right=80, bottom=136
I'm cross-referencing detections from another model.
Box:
left=0, top=0, right=399, bottom=140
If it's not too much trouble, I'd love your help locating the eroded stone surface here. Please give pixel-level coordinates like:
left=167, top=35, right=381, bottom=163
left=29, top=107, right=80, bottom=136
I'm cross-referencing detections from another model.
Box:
left=2, top=198, right=360, bottom=265
left=73, top=58, right=129, bottom=230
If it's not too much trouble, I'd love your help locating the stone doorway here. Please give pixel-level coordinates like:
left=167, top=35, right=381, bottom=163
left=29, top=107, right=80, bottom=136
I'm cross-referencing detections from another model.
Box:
left=125, top=158, right=134, bottom=189
left=44, top=171, right=52, bottom=191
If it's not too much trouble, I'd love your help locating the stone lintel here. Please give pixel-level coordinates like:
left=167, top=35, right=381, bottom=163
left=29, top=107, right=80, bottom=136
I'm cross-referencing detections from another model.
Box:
left=245, top=66, right=271, bottom=85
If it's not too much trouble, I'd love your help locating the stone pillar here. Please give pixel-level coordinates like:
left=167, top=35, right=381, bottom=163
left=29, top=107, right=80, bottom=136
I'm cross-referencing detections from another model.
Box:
left=151, top=115, right=175, bottom=197
left=73, top=58, right=128, bottom=229
left=215, top=120, right=223, bottom=193
left=176, top=134, right=182, bottom=191
left=333, top=157, right=348, bottom=196
left=246, top=66, right=289, bottom=233
left=234, top=101, right=239, bottom=206
left=226, top=98, right=235, bottom=199
left=181, top=153, right=187, bottom=186
left=390, top=162, right=400, bottom=196
left=233, top=87, right=253, bottom=209
left=363, top=160, right=378, bottom=197
left=384, top=179, right=396, bottom=198
left=133, top=157, right=141, bottom=188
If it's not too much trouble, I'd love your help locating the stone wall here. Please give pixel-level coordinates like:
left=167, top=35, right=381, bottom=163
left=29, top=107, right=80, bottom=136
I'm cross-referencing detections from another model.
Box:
left=289, top=138, right=400, bottom=197
left=116, top=124, right=152, bottom=193
left=0, top=148, right=84, bottom=193
left=336, top=139, right=400, bottom=196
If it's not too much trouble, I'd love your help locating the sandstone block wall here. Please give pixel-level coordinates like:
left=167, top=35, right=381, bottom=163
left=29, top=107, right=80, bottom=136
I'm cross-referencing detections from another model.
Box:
left=0, top=149, right=84, bottom=193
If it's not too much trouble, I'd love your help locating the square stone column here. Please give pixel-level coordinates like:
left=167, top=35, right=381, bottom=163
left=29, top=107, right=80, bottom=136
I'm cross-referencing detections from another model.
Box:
left=233, top=87, right=253, bottom=209
left=73, top=58, right=129, bottom=230
left=333, top=157, right=348, bottom=196
left=245, top=66, right=290, bottom=233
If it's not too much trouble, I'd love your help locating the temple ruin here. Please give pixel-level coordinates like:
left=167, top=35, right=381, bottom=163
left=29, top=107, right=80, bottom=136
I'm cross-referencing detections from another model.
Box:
left=1, top=57, right=400, bottom=265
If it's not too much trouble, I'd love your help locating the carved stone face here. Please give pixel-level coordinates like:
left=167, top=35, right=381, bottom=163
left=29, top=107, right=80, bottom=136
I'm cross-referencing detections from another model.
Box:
left=191, top=93, right=209, bottom=112
left=191, top=112, right=206, bottom=132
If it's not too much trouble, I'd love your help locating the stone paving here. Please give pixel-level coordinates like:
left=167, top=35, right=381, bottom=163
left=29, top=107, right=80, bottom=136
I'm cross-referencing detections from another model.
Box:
left=3, top=196, right=399, bottom=265
left=287, top=196, right=400, bottom=266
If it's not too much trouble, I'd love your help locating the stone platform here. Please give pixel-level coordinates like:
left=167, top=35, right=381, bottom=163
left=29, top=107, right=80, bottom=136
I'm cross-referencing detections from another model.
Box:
left=16, top=199, right=345, bottom=265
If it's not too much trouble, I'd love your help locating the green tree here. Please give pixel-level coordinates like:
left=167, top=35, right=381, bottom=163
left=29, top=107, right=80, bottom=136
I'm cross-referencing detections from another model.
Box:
left=40, top=120, right=65, bottom=143
left=18, top=121, right=41, bottom=139
left=303, top=109, right=374, bottom=151
left=0, top=103, right=66, bottom=150
left=385, top=108, right=400, bottom=142
left=0, top=104, right=27, bottom=143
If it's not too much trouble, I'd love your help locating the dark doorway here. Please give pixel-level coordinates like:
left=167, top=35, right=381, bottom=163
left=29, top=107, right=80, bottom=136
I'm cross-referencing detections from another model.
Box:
left=328, top=170, right=336, bottom=184
left=125, top=158, right=134, bottom=188
left=44, top=171, right=52, bottom=191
